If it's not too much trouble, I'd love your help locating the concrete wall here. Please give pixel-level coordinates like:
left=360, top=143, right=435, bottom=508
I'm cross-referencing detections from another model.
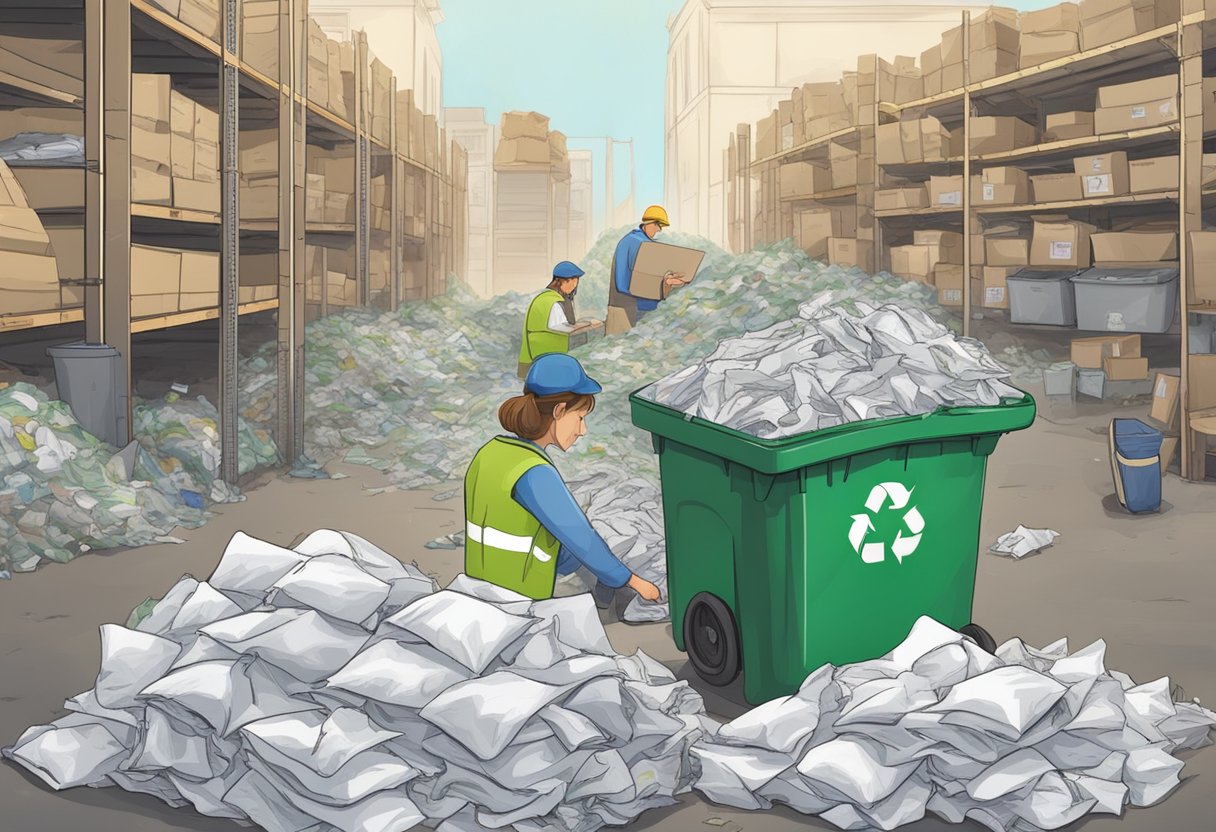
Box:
left=444, top=108, right=496, bottom=297
left=568, top=149, right=594, bottom=263
left=311, top=0, right=445, bottom=118
left=666, top=0, right=993, bottom=246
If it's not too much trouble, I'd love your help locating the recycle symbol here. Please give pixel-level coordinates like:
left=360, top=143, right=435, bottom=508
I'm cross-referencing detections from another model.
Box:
left=848, top=482, right=924, bottom=565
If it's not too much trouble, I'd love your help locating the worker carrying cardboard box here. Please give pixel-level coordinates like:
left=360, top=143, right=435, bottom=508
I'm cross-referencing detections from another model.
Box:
left=605, top=205, right=693, bottom=334
left=517, top=260, right=592, bottom=379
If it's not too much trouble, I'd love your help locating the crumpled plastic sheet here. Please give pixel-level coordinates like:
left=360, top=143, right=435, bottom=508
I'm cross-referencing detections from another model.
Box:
left=989, top=526, right=1061, bottom=560
left=2, top=529, right=710, bottom=832
left=691, top=616, right=1216, bottom=831
left=0, top=131, right=86, bottom=165
left=639, top=298, right=1024, bottom=439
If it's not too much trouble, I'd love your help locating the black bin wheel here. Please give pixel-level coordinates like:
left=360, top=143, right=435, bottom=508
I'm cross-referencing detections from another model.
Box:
left=683, top=592, right=742, bottom=686
left=960, top=623, right=998, bottom=654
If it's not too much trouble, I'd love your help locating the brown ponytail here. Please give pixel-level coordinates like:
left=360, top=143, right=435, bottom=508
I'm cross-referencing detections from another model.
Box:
left=499, top=391, right=596, bottom=440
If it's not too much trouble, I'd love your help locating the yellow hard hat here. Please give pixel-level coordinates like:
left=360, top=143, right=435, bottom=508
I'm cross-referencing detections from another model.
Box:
left=642, top=205, right=670, bottom=227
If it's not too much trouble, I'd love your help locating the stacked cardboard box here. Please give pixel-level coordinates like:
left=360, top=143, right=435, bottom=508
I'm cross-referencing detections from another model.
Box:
left=496, top=112, right=551, bottom=166
left=154, top=0, right=221, bottom=42
left=875, top=186, right=928, bottom=212
left=174, top=89, right=220, bottom=211
left=1031, top=171, right=1083, bottom=202
left=306, top=147, right=355, bottom=225
left=1090, top=230, right=1177, bottom=265
left=802, top=81, right=852, bottom=140
left=1031, top=215, right=1097, bottom=267
left=239, top=129, right=279, bottom=221
left=1189, top=232, right=1216, bottom=305
left=970, top=117, right=1037, bottom=155
left=1128, top=155, right=1179, bottom=193
left=131, top=74, right=173, bottom=206
left=933, top=264, right=983, bottom=307
left=755, top=110, right=778, bottom=161
left=0, top=158, right=61, bottom=315
left=1094, top=75, right=1177, bottom=134
left=394, top=90, right=414, bottom=158
left=371, top=175, right=389, bottom=233
left=1079, top=0, right=1180, bottom=51
left=1071, top=334, right=1146, bottom=382
left=178, top=248, right=221, bottom=311
left=241, top=0, right=278, bottom=79
left=369, top=59, right=392, bottom=143
left=1020, top=2, right=1081, bottom=68
left=829, top=143, right=858, bottom=189
left=876, top=116, right=952, bottom=165
left=307, top=19, right=328, bottom=110
left=129, top=244, right=178, bottom=318
left=1044, top=111, right=1095, bottom=142
left=927, top=175, right=981, bottom=208
left=796, top=207, right=856, bottom=260
left=238, top=252, right=279, bottom=304
left=1073, top=151, right=1129, bottom=198
left=549, top=131, right=569, bottom=170
left=779, top=163, right=833, bottom=200
left=0, top=26, right=84, bottom=102
left=977, top=167, right=1030, bottom=206
left=941, top=7, right=1021, bottom=86
left=890, top=230, right=963, bottom=284
left=985, top=223, right=1031, bottom=268
left=777, top=99, right=796, bottom=152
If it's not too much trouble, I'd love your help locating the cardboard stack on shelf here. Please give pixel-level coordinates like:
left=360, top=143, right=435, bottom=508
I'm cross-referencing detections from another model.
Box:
left=1030, top=215, right=1097, bottom=268
left=795, top=205, right=856, bottom=261
left=394, top=90, right=414, bottom=160
left=171, top=88, right=220, bottom=212
left=241, top=0, right=278, bottom=78
left=304, top=22, right=351, bottom=122
left=1079, top=0, right=1180, bottom=51
left=304, top=244, right=355, bottom=307
left=128, top=244, right=183, bottom=318
left=239, top=128, right=278, bottom=222
left=935, top=7, right=1020, bottom=90
left=130, top=74, right=173, bottom=207
left=875, top=183, right=929, bottom=212
left=369, top=58, right=392, bottom=144
left=144, top=0, right=221, bottom=42
left=370, top=174, right=390, bottom=233
left=305, top=147, right=355, bottom=226
left=239, top=251, right=279, bottom=304
left=1094, top=75, right=1177, bottom=134
left=888, top=229, right=963, bottom=288
left=0, top=158, right=62, bottom=316
left=971, top=116, right=1037, bottom=155
left=976, top=166, right=1030, bottom=207
left=1044, top=110, right=1095, bottom=141
left=177, top=247, right=220, bottom=312
left=803, top=80, right=853, bottom=140
left=1020, top=2, right=1082, bottom=68
left=876, top=116, right=952, bottom=165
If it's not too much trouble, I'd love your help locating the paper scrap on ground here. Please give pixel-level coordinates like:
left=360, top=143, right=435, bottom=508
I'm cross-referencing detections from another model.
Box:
left=989, top=526, right=1061, bottom=559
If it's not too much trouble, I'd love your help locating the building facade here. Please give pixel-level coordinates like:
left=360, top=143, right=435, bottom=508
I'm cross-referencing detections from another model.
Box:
left=666, top=0, right=991, bottom=247
left=444, top=108, right=497, bottom=297
left=311, top=0, right=444, bottom=118
left=568, top=149, right=595, bottom=263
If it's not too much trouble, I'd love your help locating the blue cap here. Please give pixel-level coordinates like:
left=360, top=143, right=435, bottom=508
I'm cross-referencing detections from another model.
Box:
left=552, top=261, right=585, bottom=280
left=525, top=354, right=602, bottom=396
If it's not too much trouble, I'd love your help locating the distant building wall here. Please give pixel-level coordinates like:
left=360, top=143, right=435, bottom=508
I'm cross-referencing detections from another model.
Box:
left=666, top=0, right=990, bottom=247
left=444, top=108, right=496, bottom=297
left=568, top=150, right=594, bottom=263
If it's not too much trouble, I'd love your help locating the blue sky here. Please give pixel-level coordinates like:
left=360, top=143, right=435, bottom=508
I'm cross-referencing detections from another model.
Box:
left=438, top=0, right=1057, bottom=229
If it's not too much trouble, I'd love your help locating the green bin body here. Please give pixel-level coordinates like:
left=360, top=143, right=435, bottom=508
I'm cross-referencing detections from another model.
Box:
left=629, top=390, right=1036, bottom=705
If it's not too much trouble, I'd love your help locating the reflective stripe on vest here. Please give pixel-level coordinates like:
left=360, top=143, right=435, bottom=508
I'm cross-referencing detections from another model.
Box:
left=466, top=520, right=553, bottom=562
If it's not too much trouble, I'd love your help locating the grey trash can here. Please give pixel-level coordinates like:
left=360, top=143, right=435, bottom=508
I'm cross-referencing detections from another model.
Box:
left=46, top=343, right=122, bottom=447
left=1006, top=269, right=1082, bottom=326
left=1071, top=267, right=1179, bottom=333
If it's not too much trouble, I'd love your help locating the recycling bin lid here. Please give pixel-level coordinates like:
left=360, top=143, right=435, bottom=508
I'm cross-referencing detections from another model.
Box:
left=1007, top=268, right=1083, bottom=282
left=1071, top=267, right=1179, bottom=285
left=46, top=342, right=120, bottom=358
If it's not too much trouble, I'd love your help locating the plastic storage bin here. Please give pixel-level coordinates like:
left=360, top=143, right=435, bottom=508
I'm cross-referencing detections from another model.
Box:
left=1109, top=419, right=1163, bottom=513
left=630, top=388, right=1037, bottom=704
left=1006, top=269, right=1082, bottom=326
left=46, top=343, right=123, bottom=447
left=1071, top=267, right=1179, bottom=333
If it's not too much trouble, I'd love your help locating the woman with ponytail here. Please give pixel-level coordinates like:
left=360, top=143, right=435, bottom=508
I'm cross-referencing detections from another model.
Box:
left=463, top=353, right=662, bottom=607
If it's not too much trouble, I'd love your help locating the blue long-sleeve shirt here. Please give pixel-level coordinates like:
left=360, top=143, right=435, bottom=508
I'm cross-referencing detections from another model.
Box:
left=511, top=452, right=632, bottom=588
left=612, top=227, right=659, bottom=312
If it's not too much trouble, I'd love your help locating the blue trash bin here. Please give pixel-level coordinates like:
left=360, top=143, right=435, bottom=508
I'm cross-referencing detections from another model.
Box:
left=1109, top=419, right=1163, bottom=513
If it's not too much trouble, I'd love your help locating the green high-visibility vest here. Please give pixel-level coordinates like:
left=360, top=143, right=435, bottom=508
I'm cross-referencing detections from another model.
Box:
left=463, top=436, right=562, bottom=600
left=518, top=289, right=570, bottom=368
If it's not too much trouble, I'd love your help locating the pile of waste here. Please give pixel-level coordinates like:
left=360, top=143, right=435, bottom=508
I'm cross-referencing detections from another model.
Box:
left=0, top=132, right=86, bottom=165
left=3, top=529, right=711, bottom=832
left=640, top=297, right=1024, bottom=438
left=693, top=616, right=1216, bottom=831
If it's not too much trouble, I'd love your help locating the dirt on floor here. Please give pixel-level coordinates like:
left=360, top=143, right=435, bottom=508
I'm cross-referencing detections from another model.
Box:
left=2, top=392, right=1215, bottom=832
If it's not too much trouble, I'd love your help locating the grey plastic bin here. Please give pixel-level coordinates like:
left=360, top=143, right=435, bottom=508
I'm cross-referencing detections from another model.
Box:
left=1071, top=267, right=1179, bottom=333
left=46, top=343, right=123, bottom=447
left=1006, top=269, right=1082, bottom=326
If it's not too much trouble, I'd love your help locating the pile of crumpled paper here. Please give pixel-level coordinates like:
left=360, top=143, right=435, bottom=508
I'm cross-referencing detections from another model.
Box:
left=641, top=296, right=1024, bottom=439
left=692, top=616, right=1216, bottom=831
left=2, top=530, right=710, bottom=832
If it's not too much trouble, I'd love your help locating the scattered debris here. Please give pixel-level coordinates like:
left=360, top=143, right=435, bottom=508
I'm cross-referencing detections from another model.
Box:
left=989, top=526, right=1061, bottom=559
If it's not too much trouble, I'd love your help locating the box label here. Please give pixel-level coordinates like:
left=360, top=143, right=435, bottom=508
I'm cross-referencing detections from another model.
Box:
left=985, top=287, right=1006, bottom=304
left=1085, top=174, right=1110, bottom=194
left=943, top=289, right=962, bottom=303
left=1157, top=379, right=1168, bottom=398
left=1112, top=343, right=1121, bottom=357
left=1090, top=158, right=1102, bottom=172
left=982, top=183, right=995, bottom=201
left=1050, top=241, right=1073, bottom=260
left=1159, top=102, right=1173, bottom=116
left=1107, top=312, right=1127, bottom=331
left=1131, top=106, right=1146, bottom=120
left=939, top=191, right=962, bottom=206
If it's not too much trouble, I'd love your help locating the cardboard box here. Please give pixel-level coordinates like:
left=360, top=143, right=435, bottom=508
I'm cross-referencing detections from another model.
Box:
left=130, top=244, right=182, bottom=296
left=131, top=158, right=172, bottom=205
left=969, top=117, right=1037, bottom=155
left=0, top=249, right=61, bottom=313
left=1081, top=0, right=1179, bottom=51
left=194, top=103, right=219, bottom=145
left=194, top=141, right=219, bottom=182
left=131, top=121, right=172, bottom=167
left=324, top=192, right=353, bottom=225
left=0, top=205, right=52, bottom=256
left=1128, top=155, right=1178, bottom=193
left=754, top=112, right=778, bottom=160
left=1031, top=172, right=1083, bottom=203
left=494, top=137, right=550, bottom=166
left=933, top=264, right=981, bottom=307
left=1, top=106, right=83, bottom=136
left=178, top=0, right=222, bottom=41
left=890, top=245, right=934, bottom=283
left=1104, top=356, right=1149, bottom=380
left=829, top=143, right=858, bottom=188
left=875, top=187, right=928, bottom=212
left=978, top=167, right=1030, bottom=205
left=241, top=0, right=279, bottom=78
left=798, top=211, right=835, bottom=258
left=1149, top=370, right=1181, bottom=428
left=1159, top=435, right=1180, bottom=473
left=1071, top=334, right=1141, bottom=369
left=1031, top=216, right=1096, bottom=267
left=240, top=176, right=278, bottom=220
left=1073, top=151, right=1129, bottom=197
left=627, top=242, right=704, bottom=300
left=1044, top=111, right=1095, bottom=142
left=1091, top=231, right=1177, bottom=264
left=1189, top=355, right=1216, bottom=411
left=986, top=237, right=1030, bottom=266
left=779, top=162, right=833, bottom=199
left=239, top=129, right=278, bottom=175
left=171, top=133, right=195, bottom=180
left=1020, top=31, right=1081, bottom=68
left=913, top=230, right=964, bottom=264
left=46, top=225, right=83, bottom=285
left=969, top=46, right=1020, bottom=82
left=172, top=177, right=220, bottom=212
left=1094, top=75, right=1178, bottom=134
left=132, top=74, right=171, bottom=125
left=981, top=266, right=1017, bottom=308
left=828, top=238, right=859, bottom=268
left=1023, top=2, right=1081, bottom=34
left=928, top=175, right=967, bottom=207
left=1188, top=231, right=1216, bottom=303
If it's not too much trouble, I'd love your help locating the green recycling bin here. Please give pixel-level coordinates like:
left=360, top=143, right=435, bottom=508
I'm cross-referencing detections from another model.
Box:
left=630, top=388, right=1036, bottom=705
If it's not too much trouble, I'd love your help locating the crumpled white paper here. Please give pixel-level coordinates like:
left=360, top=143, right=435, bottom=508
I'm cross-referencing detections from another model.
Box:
left=989, top=526, right=1061, bottom=559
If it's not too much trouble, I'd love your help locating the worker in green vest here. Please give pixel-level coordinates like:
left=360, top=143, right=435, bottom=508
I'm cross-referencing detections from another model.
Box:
left=464, top=353, right=662, bottom=606
left=517, top=260, right=585, bottom=379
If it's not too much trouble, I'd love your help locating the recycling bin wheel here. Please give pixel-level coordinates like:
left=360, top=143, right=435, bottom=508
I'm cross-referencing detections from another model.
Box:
left=683, top=592, right=741, bottom=686
left=960, top=623, right=997, bottom=654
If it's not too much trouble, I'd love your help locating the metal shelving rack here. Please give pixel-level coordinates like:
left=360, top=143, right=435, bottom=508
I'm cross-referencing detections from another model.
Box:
left=0, top=0, right=466, bottom=478
left=730, top=4, right=1216, bottom=481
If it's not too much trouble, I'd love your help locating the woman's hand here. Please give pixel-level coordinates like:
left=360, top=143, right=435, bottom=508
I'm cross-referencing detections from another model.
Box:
left=627, top=574, right=662, bottom=602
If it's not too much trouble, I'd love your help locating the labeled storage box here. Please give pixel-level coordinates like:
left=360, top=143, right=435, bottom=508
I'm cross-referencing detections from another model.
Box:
left=1007, top=268, right=1082, bottom=325
left=1071, top=267, right=1179, bottom=333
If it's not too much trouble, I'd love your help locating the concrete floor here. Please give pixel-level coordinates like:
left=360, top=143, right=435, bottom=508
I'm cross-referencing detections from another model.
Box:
left=2, top=397, right=1216, bottom=832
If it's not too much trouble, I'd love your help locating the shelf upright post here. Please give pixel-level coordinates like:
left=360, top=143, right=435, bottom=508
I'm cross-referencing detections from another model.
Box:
left=277, top=0, right=305, bottom=463
left=1178, top=4, right=1204, bottom=479
left=219, top=0, right=241, bottom=484
left=390, top=77, right=401, bottom=312
left=83, top=1, right=103, bottom=345
left=354, top=32, right=369, bottom=307
left=962, top=10, right=972, bottom=339
left=103, top=1, right=132, bottom=443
